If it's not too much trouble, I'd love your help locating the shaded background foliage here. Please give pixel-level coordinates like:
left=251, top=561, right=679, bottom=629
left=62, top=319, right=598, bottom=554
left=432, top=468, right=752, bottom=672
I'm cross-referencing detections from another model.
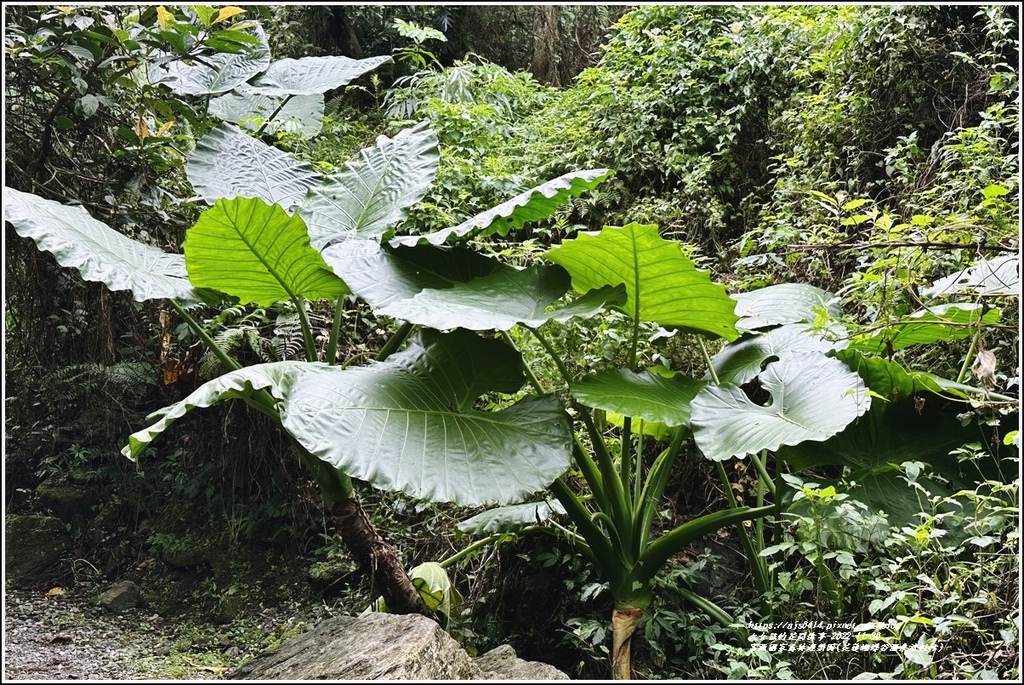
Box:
left=4, top=3, right=1018, bottom=680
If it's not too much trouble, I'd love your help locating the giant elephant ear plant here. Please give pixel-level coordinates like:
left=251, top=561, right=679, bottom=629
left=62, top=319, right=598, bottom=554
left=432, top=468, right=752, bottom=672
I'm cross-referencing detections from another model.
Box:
left=3, top=7, right=614, bottom=619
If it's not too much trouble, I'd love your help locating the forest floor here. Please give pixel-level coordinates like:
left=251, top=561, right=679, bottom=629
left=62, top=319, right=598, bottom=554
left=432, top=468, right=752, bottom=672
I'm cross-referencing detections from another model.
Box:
left=2, top=585, right=320, bottom=681
left=4, top=587, right=169, bottom=680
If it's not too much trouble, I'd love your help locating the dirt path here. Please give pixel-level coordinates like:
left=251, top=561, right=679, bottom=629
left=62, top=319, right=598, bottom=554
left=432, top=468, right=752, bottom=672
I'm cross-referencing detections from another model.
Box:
left=3, top=587, right=221, bottom=681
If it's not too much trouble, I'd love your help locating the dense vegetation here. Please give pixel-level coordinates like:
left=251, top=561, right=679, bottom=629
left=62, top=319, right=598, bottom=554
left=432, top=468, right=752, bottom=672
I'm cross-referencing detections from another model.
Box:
left=4, top=4, right=1018, bottom=680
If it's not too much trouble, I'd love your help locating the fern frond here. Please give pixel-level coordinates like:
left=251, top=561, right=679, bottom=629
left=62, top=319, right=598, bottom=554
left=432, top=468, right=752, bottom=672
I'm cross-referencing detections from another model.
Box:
left=246, top=329, right=281, bottom=364
left=273, top=310, right=304, bottom=361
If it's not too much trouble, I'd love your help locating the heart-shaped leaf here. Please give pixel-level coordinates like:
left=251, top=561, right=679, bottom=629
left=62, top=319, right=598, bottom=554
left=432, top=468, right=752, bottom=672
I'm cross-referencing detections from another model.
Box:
left=390, top=169, right=612, bottom=247
left=322, top=240, right=500, bottom=309
left=279, top=329, right=572, bottom=505
left=208, top=88, right=325, bottom=138
left=299, top=122, right=440, bottom=249
left=4, top=187, right=198, bottom=306
left=248, top=55, right=393, bottom=95
left=692, top=353, right=871, bottom=461
left=185, top=197, right=347, bottom=306
left=710, top=323, right=842, bottom=386
left=123, top=361, right=305, bottom=460
left=573, top=368, right=704, bottom=427
left=457, top=500, right=567, bottom=534
left=187, top=123, right=323, bottom=208
left=732, top=283, right=840, bottom=332
left=546, top=223, right=740, bottom=340
left=376, top=264, right=626, bottom=331
left=148, top=26, right=270, bottom=95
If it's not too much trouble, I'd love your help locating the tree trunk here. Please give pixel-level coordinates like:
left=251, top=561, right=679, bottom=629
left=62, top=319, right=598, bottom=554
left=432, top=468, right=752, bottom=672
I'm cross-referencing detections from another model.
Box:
left=330, top=7, right=364, bottom=58
left=612, top=606, right=642, bottom=680
left=330, top=497, right=430, bottom=616
left=530, top=5, right=562, bottom=87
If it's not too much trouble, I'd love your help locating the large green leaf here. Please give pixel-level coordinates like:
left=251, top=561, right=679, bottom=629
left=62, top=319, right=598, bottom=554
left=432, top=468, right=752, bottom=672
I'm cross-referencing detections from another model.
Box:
left=186, top=123, right=323, bottom=208
left=457, top=500, right=566, bottom=534
left=711, top=324, right=842, bottom=386
left=184, top=197, right=348, bottom=306
left=208, top=88, right=325, bottom=139
left=322, top=240, right=500, bottom=309
left=732, top=283, right=840, bottom=332
left=3, top=187, right=198, bottom=306
left=573, top=369, right=705, bottom=427
left=279, top=329, right=573, bottom=505
left=692, top=353, right=871, bottom=461
left=123, top=361, right=304, bottom=460
left=249, top=55, right=393, bottom=95
left=923, top=255, right=1020, bottom=298
left=779, top=350, right=1000, bottom=478
left=376, top=264, right=626, bottom=331
left=390, top=169, right=612, bottom=247
left=848, top=303, right=1001, bottom=354
left=148, top=26, right=270, bottom=95
left=298, top=123, right=440, bottom=250
left=546, top=223, right=740, bottom=340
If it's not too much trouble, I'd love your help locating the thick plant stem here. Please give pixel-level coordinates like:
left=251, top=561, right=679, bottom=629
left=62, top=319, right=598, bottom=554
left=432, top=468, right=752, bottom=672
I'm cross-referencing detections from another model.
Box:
left=169, top=300, right=240, bottom=372
left=294, top=446, right=427, bottom=616
left=377, top=321, right=415, bottom=361
left=291, top=295, right=318, bottom=361
left=612, top=606, right=642, bottom=680
left=715, top=460, right=770, bottom=600
left=330, top=496, right=430, bottom=617
left=956, top=327, right=982, bottom=384
left=326, top=296, right=346, bottom=365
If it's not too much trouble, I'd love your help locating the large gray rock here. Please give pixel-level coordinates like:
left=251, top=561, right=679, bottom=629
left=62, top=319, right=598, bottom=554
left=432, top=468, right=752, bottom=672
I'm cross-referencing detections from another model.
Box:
left=228, top=612, right=568, bottom=680
left=98, top=580, right=142, bottom=613
left=4, top=514, right=71, bottom=587
left=476, top=643, right=569, bottom=680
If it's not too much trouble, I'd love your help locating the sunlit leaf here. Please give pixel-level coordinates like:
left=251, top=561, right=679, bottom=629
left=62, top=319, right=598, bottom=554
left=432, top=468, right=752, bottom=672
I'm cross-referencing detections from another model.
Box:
left=184, top=197, right=347, bottom=306
left=212, top=6, right=246, bottom=24
left=156, top=5, right=175, bottom=29
left=546, top=222, right=740, bottom=340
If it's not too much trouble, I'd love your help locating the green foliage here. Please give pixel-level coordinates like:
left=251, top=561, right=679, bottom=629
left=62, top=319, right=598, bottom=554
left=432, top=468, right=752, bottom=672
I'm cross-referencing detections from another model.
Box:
left=5, top=4, right=1018, bottom=680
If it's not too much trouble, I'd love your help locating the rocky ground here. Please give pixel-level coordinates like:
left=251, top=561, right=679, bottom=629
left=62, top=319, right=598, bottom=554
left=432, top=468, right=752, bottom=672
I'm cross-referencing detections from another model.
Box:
left=5, top=587, right=161, bottom=680
left=3, top=585, right=320, bottom=681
